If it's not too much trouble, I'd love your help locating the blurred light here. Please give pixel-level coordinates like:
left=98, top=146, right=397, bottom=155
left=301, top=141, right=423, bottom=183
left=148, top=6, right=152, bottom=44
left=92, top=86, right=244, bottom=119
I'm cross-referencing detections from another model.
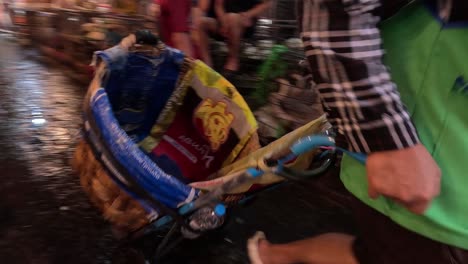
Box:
left=32, top=118, right=46, bottom=125
left=258, top=19, right=273, bottom=25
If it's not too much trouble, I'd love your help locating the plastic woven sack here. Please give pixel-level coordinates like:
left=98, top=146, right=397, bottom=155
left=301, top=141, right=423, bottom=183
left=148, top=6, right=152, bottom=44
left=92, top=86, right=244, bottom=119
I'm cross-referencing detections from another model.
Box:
left=73, top=33, right=260, bottom=232
left=191, top=115, right=329, bottom=201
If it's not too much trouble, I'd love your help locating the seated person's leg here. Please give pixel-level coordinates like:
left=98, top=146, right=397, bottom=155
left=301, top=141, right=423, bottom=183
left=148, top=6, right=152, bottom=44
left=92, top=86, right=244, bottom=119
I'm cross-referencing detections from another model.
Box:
left=223, top=12, right=247, bottom=72
left=194, top=15, right=218, bottom=67
left=221, top=0, right=271, bottom=72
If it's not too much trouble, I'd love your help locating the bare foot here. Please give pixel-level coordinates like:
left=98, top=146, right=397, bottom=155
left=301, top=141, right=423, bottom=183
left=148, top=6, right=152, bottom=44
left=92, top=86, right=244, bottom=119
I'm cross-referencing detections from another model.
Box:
left=257, top=240, right=289, bottom=264
left=252, top=233, right=358, bottom=264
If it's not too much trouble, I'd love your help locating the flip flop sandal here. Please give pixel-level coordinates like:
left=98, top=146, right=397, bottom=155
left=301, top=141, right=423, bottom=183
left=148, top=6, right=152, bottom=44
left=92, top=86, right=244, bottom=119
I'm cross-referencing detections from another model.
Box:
left=247, top=231, right=267, bottom=264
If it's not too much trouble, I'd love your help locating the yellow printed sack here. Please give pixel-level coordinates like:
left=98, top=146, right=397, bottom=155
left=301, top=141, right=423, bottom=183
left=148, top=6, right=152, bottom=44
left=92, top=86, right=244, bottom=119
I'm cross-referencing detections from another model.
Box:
left=139, top=61, right=258, bottom=183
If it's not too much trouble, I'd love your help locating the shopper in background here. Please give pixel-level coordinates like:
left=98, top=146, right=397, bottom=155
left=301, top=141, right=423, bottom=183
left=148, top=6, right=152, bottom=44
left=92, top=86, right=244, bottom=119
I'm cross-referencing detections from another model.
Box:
left=193, top=0, right=271, bottom=73
left=153, top=0, right=193, bottom=57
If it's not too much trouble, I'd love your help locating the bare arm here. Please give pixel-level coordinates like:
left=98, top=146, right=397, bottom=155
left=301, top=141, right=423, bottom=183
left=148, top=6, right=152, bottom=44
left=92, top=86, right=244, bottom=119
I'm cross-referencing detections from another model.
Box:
left=171, top=32, right=193, bottom=57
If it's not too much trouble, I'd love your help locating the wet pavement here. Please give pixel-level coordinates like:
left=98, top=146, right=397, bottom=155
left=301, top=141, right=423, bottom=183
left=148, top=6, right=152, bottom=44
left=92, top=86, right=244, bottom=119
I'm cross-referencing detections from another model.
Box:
left=0, top=35, right=118, bottom=264
left=0, top=34, right=355, bottom=264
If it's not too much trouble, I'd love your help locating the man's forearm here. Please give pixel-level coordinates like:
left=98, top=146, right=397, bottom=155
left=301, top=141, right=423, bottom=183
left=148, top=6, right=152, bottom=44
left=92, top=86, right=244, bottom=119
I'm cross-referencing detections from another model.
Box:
left=301, top=0, right=419, bottom=153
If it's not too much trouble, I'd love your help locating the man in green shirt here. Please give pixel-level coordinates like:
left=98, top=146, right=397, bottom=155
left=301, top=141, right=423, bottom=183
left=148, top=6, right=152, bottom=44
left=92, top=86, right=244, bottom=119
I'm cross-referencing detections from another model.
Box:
left=248, top=0, right=468, bottom=263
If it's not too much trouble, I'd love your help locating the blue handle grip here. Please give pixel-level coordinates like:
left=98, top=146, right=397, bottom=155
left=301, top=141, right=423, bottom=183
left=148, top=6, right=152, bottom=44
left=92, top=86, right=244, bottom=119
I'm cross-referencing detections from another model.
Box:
left=290, top=135, right=336, bottom=155
left=291, top=135, right=367, bottom=165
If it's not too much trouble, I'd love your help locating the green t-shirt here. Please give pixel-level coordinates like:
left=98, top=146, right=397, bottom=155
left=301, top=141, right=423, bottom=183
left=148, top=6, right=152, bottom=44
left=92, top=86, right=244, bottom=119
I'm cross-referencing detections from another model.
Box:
left=341, top=2, right=468, bottom=249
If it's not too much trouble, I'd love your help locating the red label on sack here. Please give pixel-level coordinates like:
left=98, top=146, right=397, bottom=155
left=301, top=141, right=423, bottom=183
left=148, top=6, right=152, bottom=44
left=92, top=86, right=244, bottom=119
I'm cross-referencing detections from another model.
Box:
left=151, top=90, right=239, bottom=182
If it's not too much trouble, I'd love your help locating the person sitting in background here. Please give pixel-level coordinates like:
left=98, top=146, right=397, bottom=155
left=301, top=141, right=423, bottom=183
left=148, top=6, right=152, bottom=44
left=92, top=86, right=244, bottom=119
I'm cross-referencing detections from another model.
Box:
left=193, top=0, right=271, bottom=73
left=153, top=0, right=193, bottom=57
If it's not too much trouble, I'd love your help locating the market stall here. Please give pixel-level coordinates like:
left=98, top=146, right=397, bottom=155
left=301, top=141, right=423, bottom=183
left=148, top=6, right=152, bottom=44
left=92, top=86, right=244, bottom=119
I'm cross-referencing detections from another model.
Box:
left=8, top=0, right=156, bottom=82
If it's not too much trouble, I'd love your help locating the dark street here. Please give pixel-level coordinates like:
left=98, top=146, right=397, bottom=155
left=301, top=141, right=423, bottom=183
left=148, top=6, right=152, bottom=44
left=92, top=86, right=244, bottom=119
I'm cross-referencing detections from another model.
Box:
left=0, top=35, right=355, bottom=264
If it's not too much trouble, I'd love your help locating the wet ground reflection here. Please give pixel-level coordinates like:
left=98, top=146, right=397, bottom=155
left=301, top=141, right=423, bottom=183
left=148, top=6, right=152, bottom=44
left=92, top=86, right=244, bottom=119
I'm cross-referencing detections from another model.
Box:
left=0, top=35, right=117, bottom=264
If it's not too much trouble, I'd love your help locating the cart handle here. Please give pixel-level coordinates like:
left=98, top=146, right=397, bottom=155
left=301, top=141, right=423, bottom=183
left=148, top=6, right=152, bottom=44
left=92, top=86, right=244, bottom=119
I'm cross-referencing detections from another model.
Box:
left=290, top=134, right=367, bottom=164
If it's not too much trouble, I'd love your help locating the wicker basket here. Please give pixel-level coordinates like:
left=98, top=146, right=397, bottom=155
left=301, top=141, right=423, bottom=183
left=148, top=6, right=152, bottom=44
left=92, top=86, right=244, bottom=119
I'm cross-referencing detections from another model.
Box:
left=72, top=34, right=261, bottom=234
left=73, top=139, right=151, bottom=232
left=73, top=132, right=260, bottom=235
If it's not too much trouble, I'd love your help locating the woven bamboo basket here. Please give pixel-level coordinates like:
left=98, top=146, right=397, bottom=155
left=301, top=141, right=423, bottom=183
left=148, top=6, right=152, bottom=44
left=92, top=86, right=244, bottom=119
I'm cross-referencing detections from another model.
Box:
left=72, top=135, right=260, bottom=234
left=72, top=34, right=261, bottom=234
